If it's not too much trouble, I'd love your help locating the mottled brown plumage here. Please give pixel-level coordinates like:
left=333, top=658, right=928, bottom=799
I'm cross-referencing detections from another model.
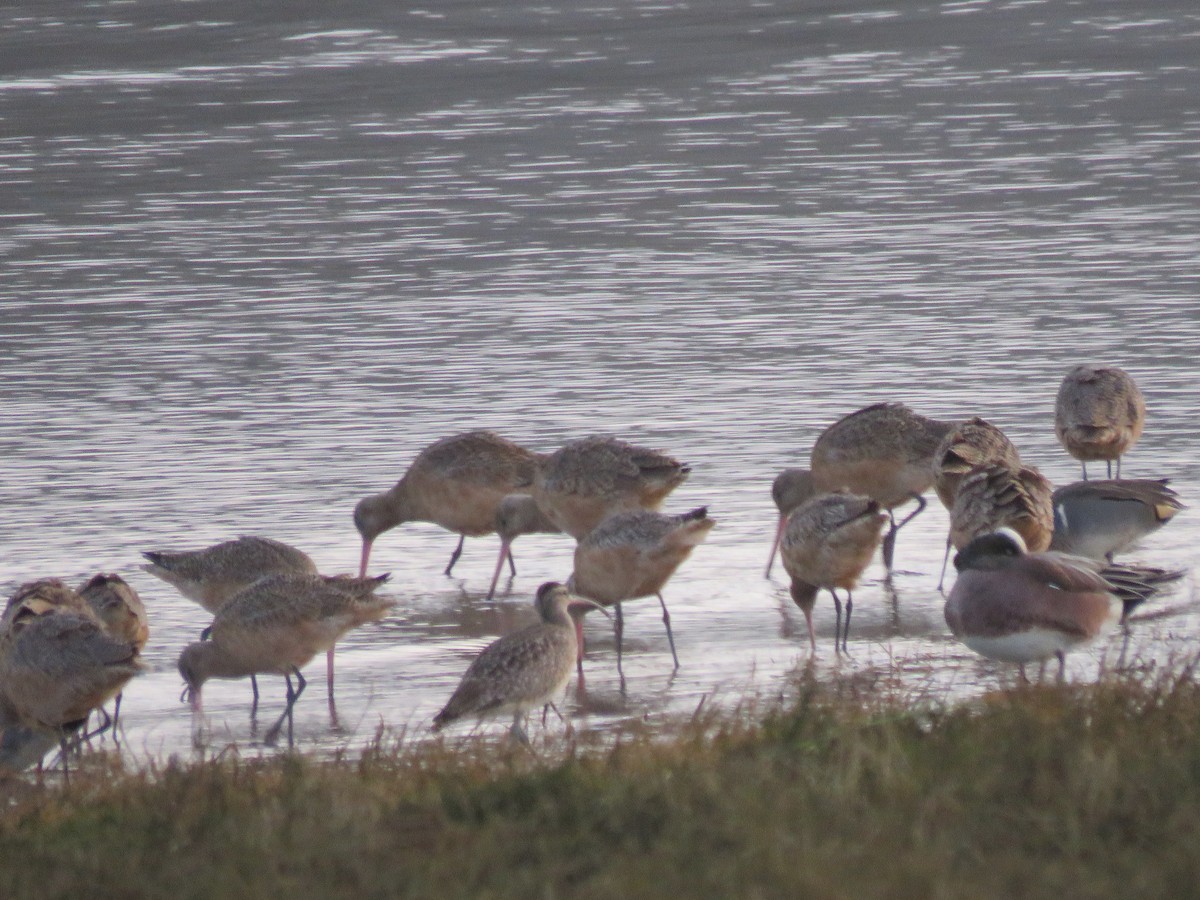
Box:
left=810, top=403, right=953, bottom=569
left=531, top=436, right=691, bottom=540
left=432, top=582, right=604, bottom=743
left=485, top=494, right=564, bottom=601
left=1054, top=365, right=1145, bottom=479
left=354, top=431, right=541, bottom=583
left=178, top=571, right=393, bottom=746
left=78, top=573, right=149, bottom=730
left=932, top=417, right=1022, bottom=511
left=570, top=506, right=715, bottom=670
left=780, top=491, right=888, bottom=653
left=143, top=535, right=317, bottom=615
left=765, top=469, right=817, bottom=578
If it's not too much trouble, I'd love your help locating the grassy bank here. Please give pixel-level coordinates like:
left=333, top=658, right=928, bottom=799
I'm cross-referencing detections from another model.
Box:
left=4, top=667, right=1200, bottom=899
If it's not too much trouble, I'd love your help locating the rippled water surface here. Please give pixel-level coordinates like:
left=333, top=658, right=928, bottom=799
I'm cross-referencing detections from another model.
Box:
left=2, top=0, right=1198, bottom=761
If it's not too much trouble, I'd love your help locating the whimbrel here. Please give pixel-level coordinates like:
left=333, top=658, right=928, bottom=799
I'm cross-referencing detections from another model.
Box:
left=932, top=416, right=1022, bottom=512
left=810, top=403, right=953, bottom=571
left=432, top=582, right=605, bottom=744
left=1054, top=365, right=1145, bottom=479
left=177, top=571, right=393, bottom=747
left=779, top=491, right=888, bottom=653
left=569, top=506, right=714, bottom=672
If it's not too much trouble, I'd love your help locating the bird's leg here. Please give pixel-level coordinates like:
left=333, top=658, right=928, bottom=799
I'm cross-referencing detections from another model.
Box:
left=326, top=648, right=336, bottom=701
left=1036, top=660, right=1046, bottom=683
left=58, top=735, right=71, bottom=786
left=881, top=516, right=897, bottom=572
left=831, top=589, right=843, bottom=655
left=842, top=591, right=854, bottom=653
left=510, top=712, right=531, bottom=748
left=507, top=546, right=517, bottom=577
left=765, top=515, right=787, bottom=579
left=1107, top=459, right=1113, bottom=479
left=1056, top=650, right=1066, bottom=683
left=1081, top=462, right=1089, bottom=481
left=802, top=606, right=816, bottom=653
left=937, top=536, right=952, bottom=592
left=614, top=602, right=625, bottom=677
left=250, top=674, right=260, bottom=722
left=657, top=592, right=680, bottom=670
left=444, top=535, right=466, bottom=576
left=1018, top=663, right=1029, bottom=684
left=111, top=693, right=123, bottom=735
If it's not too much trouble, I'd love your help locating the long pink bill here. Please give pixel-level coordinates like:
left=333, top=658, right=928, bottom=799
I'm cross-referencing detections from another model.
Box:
left=485, top=539, right=512, bottom=601
left=358, top=539, right=373, bottom=579
left=765, top=514, right=787, bottom=578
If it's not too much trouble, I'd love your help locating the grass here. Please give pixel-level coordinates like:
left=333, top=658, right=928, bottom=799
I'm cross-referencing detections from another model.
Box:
left=4, top=665, right=1200, bottom=899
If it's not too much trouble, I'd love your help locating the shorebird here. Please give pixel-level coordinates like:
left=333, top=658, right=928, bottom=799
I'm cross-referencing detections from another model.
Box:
left=432, top=582, right=605, bottom=744
left=765, top=468, right=817, bottom=578
left=810, top=403, right=953, bottom=571
left=569, top=506, right=715, bottom=671
left=353, top=430, right=540, bottom=581
left=485, top=494, right=563, bottom=601
left=0, top=578, right=91, bottom=630
left=939, top=463, right=1053, bottom=589
left=1054, top=365, right=1145, bottom=479
left=177, top=572, right=393, bottom=747
left=530, top=435, right=691, bottom=540
left=143, top=535, right=318, bottom=615
left=1049, top=479, right=1185, bottom=561
left=932, top=416, right=1022, bottom=512
left=144, top=535, right=320, bottom=698
left=78, top=574, right=149, bottom=731
left=0, top=592, right=143, bottom=776
left=944, top=528, right=1180, bottom=681
left=780, top=491, right=889, bottom=653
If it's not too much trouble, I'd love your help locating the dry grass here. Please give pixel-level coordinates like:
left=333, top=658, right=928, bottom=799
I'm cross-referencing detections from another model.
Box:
left=4, top=665, right=1200, bottom=899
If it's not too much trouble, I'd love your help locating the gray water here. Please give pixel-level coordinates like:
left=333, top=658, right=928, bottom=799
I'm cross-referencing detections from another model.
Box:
left=1, top=0, right=1198, bottom=761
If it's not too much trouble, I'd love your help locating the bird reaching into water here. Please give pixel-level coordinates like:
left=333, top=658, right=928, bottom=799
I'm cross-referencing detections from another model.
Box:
left=780, top=491, right=888, bottom=653
left=177, top=571, right=393, bottom=747
left=810, top=403, right=953, bottom=571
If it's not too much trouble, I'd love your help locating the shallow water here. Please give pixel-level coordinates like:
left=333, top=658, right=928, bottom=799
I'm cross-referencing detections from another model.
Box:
left=1, top=0, right=1198, bottom=762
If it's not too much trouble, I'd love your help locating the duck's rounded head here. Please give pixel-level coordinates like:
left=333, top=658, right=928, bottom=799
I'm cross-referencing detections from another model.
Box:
left=953, top=527, right=1027, bottom=572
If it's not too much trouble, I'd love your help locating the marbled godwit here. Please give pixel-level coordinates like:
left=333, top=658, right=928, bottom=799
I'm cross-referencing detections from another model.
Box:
left=765, top=468, right=817, bottom=578
left=939, top=463, right=1053, bottom=589
left=354, top=430, right=540, bottom=582
left=1049, top=479, right=1184, bottom=561
left=779, top=492, right=888, bottom=653
left=944, top=528, right=1178, bottom=681
left=0, top=598, right=143, bottom=775
left=432, top=582, right=605, bottom=744
left=142, top=535, right=318, bottom=615
left=485, top=494, right=562, bottom=601
left=78, top=574, right=149, bottom=731
left=177, top=572, right=393, bottom=747
left=0, top=578, right=91, bottom=631
left=144, top=535, right=319, bottom=698
left=810, top=403, right=953, bottom=571
left=569, top=506, right=714, bottom=671
left=932, top=417, right=1022, bottom=511
left=531, top=435, right=691, bottom=540
left=1055, top=365, right=1145, bottom=479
